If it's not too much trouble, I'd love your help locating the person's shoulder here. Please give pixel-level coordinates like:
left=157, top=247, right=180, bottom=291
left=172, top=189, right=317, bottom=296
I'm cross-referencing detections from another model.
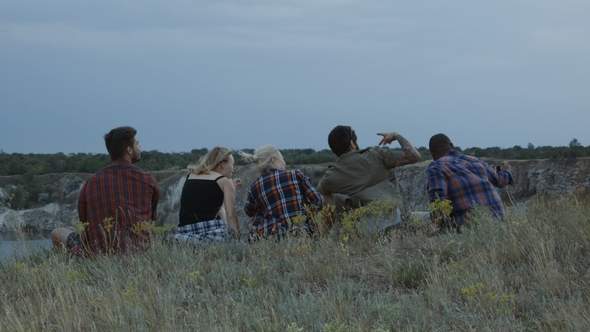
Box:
left=255, top=172, right=270, bottom=183
left=456, top=152, right=479, bottom=163
left=120, top=162, right=159, bottom=184
left=145, top=172, right=159, bottom=184
left=105, top=160, right=143, bottom=172
left=82, top=172, right=98, bottom=188
left=130, top=164, right=157, bottom=179
left=247, top=174, right=266, bottom=191
left=269, top=168, right=290, bottom=176
left=216, top=175, right=231, bottom=184
left=426, top=160, right=437, bottom=168
left=356, top=147, right=374, bottom=154
left=277, top=169, right=298, bottom=180
left=438, top=150, right=461, bottom=160
left=426, top=160, right=441, bottom=171
left=426, top=154, right=450, bottom=170
left=335, top=148, right=373, bottom=163
left=215, top=176, right=233, bottom=190
left=88, top=163, right=113, bottom=180
left=338, top=147, right=370, bottom=159
left=367, top=146, right=393, bottom=157
left=291, top=169, right=311, bottom=179
left=121, top=161, right=149, bottom=174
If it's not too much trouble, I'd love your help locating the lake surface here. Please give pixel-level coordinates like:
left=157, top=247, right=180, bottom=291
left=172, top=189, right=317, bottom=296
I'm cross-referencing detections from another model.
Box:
left=0, top=231, right=53, bottom=261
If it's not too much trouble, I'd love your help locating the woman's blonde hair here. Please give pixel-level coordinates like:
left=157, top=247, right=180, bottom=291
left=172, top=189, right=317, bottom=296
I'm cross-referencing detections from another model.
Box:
left=188, top=146, right=232, bottom=175
left=239, top=144, right=281, bottom=174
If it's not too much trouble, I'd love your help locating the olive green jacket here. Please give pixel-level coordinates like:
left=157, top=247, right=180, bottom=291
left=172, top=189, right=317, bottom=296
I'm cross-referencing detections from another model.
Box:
left=319, top=147, right=404, bottom=210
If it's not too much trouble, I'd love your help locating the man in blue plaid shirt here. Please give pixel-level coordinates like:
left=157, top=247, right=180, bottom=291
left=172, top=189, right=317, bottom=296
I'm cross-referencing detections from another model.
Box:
left=426, top=133, right=515, bottom=228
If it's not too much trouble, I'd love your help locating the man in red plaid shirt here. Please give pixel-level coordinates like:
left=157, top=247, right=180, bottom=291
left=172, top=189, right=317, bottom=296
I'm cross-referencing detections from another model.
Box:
left=51, top=126, right=160, bottom=256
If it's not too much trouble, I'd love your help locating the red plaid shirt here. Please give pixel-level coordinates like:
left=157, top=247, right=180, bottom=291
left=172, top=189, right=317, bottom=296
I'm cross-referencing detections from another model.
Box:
left=75, top=160, right=160, bottom=255
left=245, top=169, right=323, bottom=237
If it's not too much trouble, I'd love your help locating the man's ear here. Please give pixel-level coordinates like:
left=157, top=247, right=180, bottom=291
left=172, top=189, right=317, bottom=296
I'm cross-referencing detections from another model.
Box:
left=126, top=145, right=133, bottom=156
left=349, top=140, right=355, bottom=151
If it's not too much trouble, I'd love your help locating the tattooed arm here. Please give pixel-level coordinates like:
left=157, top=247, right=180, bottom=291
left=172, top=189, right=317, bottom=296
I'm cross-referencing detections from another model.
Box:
left=376, top=132, right=422, bottom=168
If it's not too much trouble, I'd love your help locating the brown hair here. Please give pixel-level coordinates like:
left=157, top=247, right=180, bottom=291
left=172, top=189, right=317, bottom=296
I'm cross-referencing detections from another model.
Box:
left=104, top=126, right=137, bottom=161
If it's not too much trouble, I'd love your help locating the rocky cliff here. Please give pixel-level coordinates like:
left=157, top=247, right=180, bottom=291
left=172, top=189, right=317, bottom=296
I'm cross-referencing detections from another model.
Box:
left=1, top=157, right=589, bottom=232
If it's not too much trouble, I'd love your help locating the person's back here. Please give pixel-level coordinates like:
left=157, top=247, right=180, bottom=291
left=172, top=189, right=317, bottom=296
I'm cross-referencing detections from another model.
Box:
left=320, top=147, right=405, bottom=209
left=79, top=159, right=159, bottom=254
left=246, top=168, right=322, bottom=237
left=426, top=133, right=514, bottom=227
left=178, top=174, right=225, bottom=226
left=241, top=145, right=323, bottom=238
left=51, top=126, right=160, bottom=256
left=318, top=126, right=421, bottom=215
left=173, top=146, right=240, bottom=243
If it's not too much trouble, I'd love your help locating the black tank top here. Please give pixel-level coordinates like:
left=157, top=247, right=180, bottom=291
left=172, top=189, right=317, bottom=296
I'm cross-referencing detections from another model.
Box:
left=178, top=174, right=225, bottom=226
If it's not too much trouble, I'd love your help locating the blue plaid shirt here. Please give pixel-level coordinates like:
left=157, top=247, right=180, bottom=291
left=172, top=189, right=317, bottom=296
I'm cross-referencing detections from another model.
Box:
left=426, top=151, right=514, bottom=225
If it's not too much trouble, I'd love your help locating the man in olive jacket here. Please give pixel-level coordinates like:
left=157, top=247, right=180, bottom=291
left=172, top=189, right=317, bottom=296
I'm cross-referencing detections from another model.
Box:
left=318, top=125, right=421, bottom=227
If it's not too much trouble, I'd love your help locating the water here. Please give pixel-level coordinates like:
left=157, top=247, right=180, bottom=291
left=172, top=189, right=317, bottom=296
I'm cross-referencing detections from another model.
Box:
left=0, top=231, right=53, bottom=261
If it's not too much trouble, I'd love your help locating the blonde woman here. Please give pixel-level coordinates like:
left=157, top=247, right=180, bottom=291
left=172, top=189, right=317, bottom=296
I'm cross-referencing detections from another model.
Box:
left=239, top=145, right=323, bottom=239
left=174, top=146, right=241, bottom=243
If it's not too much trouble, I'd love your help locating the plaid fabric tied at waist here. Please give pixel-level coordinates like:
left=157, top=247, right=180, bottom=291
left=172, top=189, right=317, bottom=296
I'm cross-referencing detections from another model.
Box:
left=173, top=219, right=235, bottom=243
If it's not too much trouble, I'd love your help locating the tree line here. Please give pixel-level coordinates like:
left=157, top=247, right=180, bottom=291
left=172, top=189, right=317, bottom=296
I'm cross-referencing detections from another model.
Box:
left=1, top=140, right=588, bottom=210
left=0, top=139, right=588, bottom=177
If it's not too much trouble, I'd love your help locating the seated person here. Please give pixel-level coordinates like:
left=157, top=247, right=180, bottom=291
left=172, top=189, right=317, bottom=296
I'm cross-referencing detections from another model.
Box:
left=239, top=145, right=323, bottom=239
left=51, top=126, right=160, bottom=256
left=173, top=146, right=241, bottom=243
left=426, top=133, right=515, bottom=228
left=317, top=125, right=421, bottom=227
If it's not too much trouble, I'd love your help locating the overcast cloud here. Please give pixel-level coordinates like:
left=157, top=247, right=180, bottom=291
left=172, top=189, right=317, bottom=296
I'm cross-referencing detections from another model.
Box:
left=1, top=0, right=589, bottom=153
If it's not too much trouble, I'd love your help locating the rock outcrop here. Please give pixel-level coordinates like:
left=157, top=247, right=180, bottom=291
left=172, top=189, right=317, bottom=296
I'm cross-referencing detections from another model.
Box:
left=1, top=157, right=589, bottom=232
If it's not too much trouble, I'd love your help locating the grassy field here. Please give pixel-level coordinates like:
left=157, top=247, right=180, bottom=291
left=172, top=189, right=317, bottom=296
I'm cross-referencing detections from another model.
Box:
left=1, top=198, right=590, bottom=331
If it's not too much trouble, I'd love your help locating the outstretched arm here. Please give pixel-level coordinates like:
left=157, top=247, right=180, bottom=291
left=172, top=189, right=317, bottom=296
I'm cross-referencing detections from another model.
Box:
left=376, top=132, right=421, bottom=167
left=487, top=161, right=515, bottom=187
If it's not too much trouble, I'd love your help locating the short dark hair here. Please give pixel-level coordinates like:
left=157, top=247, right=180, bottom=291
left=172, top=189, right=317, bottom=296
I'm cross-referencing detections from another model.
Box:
left=328, top=125, right=357, bottom=157
left=104, top=126, right=137, bottom=161
left=429, top=133, right=454, bottom=158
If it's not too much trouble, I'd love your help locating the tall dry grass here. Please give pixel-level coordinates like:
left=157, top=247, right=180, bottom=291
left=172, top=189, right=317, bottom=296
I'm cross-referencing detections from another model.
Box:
left=2, top=197, right=590, bottom=331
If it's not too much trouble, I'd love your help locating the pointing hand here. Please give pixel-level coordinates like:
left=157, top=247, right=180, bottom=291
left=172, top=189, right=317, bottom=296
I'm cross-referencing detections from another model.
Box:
left=377, top=132, right=399, bottom=146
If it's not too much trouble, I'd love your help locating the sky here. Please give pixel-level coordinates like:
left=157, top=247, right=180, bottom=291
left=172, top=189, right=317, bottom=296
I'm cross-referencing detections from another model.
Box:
left=1, top=0, right=589, bottom=154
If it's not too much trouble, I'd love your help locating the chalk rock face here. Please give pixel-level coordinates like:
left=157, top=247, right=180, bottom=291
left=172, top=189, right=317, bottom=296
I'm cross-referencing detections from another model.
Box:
left=1, top=158, right=590, bottom=231
left=509, top=159, right=590, bottom=199
left=156, top=170, right=188, bottom=225
left=0, top=188, right=10, bottom=205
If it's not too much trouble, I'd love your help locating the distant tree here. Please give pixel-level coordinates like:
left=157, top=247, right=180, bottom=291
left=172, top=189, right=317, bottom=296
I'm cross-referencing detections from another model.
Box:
left=8, top=185, right=25, bottom=210
left=569, top=138, right=582, bottom=148
left=191, top=148, right=208, bottom=155
left=2, top=144, right=590, bottom=178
